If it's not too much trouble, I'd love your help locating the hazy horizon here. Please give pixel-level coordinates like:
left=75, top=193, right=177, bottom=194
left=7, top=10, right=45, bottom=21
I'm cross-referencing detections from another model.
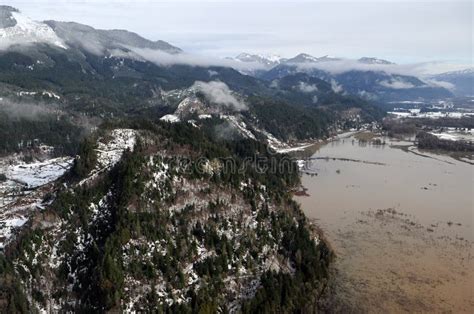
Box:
left=2, top=0, right=472, bottom=72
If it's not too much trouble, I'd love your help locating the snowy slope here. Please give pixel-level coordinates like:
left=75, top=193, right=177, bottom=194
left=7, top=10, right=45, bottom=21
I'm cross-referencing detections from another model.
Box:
left=358, top=57, right=394, bottom=65
left=79, top=129, right=137, bottom=185
left=0, top=10, right=67, bottom=49
left=5, top=157, right=73, bottom=188
left=234, top=53, right=285, bottom=68
left=285, top=53, right=340, bottom=64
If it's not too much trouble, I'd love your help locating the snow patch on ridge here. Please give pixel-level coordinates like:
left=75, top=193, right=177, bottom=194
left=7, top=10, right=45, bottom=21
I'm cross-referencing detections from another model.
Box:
left=5, top=157, right=73, bottom=189
left=0, top=11, right=67, bottom=50
left=160, top=114, right=180, bottom=123
left=79, top=129, right=136, bottom=185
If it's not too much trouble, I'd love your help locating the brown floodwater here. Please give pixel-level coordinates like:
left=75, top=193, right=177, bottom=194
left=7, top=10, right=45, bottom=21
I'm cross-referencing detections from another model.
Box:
left=295, top=135, right=474, bottom=313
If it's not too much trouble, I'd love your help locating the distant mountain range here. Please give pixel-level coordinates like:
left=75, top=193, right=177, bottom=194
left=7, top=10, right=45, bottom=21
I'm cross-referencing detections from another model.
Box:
left=431, top=68, right=474, bottom=97
left=231, top=53, right=341, bottom=70
left=0, top=5, right=386, bottom=151
left=231, top=53, right=392, bottom=68
left=0, top=5, right=471, bottom=109
left=357, top=57, right=394, bottom=65
left=233, top=52, right=285, bottom=68
left=231, top=52, right=465, bottom=102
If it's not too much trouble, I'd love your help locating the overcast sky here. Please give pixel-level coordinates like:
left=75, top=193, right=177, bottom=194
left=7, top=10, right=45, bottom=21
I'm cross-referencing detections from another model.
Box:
left=3, top=0, right=473, bottom=67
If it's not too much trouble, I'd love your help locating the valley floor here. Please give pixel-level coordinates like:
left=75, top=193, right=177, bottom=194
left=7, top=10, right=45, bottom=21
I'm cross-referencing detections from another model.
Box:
left=295, top=131, right=473, bottom=312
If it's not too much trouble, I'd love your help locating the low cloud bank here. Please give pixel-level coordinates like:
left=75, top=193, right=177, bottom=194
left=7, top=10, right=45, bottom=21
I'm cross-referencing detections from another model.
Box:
left=128, top=49, right=446, bottom=78
left=292, top=59, right=463, bottom=90
left=297, top=59, right=445, bottom=77
left=0, top=98, right=58, bottom=120
left=120, top=48, right=267, bottom=72
left=0, top=97, right=99, bottom=133
left=191, top=81, right=247, bottom=111
left=295, top=58, right=473, bottom=78
left=422, top=79, right=455, bottom=90
left=379, top=78, right=415, bottom=89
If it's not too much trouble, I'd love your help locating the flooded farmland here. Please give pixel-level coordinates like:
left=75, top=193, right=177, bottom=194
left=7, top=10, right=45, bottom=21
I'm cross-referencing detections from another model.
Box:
left=295, top=135, right=474, bottom=312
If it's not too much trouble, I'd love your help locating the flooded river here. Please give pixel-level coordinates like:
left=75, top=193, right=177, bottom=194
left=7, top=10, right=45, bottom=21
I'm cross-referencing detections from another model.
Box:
left=295, top=135, right=473, bottom=312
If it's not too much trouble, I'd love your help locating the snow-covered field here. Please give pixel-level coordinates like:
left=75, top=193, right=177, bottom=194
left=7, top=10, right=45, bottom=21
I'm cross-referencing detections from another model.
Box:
left=0, top=10, right=67, bottom=50
left=5, top=157, right=72, bottom=188
left=17, top=90, right=61, bottom=99
left=0, top=156, right=73, bottom=250
left=0, top=156, right=73, bottom=206
left=389, top=110, right=474, bottom=119
left=0, top=216, right=27, bottom=250
left=429, top=128, right=474, bottom=142
left=160, top=114, right=180, bottom=123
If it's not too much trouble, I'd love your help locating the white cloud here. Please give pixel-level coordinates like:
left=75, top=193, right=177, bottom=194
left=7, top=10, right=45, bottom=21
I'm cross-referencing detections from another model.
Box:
left=423, top=79, right=456, bottom=90
left=357, top=90, right=378, bottom=100
left=379, top=78, right=415, bottom=89
left=294, top=59, right=415, bottom=76
left=330, top=79, right=343, bottom=93
left=0, top=97, right=58, bottom=120
left=291, top=58, right=474, bottom=77
left=122, top=48, right=267, bottom=71
left=110, top=43, right=474, bottom=77
left=191, top=81, right=247, bottom=111
left=270, top=80, right=279, bottom=88
left=297, top=82, right=318, bottom=93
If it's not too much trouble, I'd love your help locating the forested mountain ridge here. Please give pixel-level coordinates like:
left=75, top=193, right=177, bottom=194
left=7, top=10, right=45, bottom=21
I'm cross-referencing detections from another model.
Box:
left=0, top=122, right=332, bottom=312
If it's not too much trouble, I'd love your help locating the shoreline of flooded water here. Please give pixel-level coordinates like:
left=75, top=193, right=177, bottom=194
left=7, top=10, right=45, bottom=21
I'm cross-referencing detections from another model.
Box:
left=295, top=136, right=474, bottom=312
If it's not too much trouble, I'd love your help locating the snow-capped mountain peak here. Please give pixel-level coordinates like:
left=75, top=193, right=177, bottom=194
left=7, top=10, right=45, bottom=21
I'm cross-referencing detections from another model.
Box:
left=0, top=6, right=67, bottom=49
left=45, top=21, right=182, bottom=55
left=358, top=57, right=394, bottom=65
left=234, top=52, right=285, bottom=67
left=437, top=68, right=474, bottom=76
left=316, top=55, right=340, bottom=62
left=285, top=53, right=340, bottom=64
left=286, top=53, right=319, bottom=63
left=234, top=52, right=343, bottom=67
